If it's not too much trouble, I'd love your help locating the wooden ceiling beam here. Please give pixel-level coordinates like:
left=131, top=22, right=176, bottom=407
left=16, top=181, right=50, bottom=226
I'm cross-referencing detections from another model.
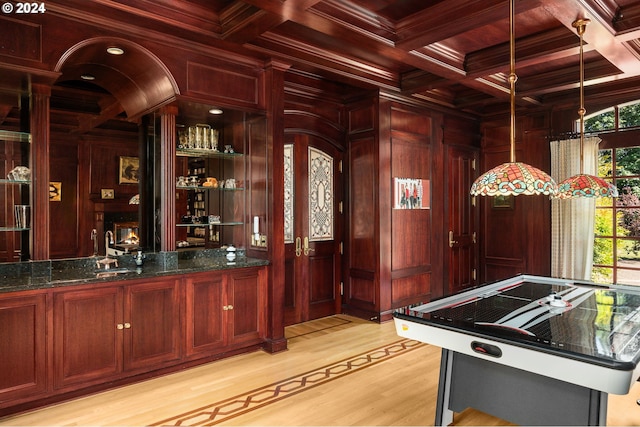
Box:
left=399, top=70, right=449, bottom=94
left=517, top=58, right=621, bottom=96
left=394, top=0, right=541, bottom=52
left=72, top=98, right=127, bottom=135
left=465, top=27, right=580, bottom=77
left=220, top=2, right=287, bottom=44
left=540, top=0, right=640, bottom=75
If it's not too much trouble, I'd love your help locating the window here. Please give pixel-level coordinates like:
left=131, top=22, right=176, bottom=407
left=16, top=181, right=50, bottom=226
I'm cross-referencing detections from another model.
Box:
left=585, top=100, right=640, bottom=132
left=587, top=103, right=640, bottom=285
left=589, top=107, right=640, bottom=285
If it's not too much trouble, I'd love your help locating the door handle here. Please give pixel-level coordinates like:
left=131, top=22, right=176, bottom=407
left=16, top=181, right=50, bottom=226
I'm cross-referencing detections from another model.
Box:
left=449, top=230, right=458, bottom=248
left=303, top=236, right=315, bottom=256
left=295, top=237, right=302, bottom=257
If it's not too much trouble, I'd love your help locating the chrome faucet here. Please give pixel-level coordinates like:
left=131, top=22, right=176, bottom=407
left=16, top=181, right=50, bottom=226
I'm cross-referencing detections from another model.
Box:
left=90, top=229, right=98, bottom=256
left=96, top=231, right=118, bottom=270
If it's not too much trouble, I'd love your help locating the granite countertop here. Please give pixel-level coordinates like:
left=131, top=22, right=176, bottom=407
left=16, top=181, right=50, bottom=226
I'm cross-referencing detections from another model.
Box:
left=0, top=250, right=269, bottom=294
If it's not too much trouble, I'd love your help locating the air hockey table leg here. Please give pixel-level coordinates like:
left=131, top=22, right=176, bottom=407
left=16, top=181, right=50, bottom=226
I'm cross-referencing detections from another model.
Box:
left=434, top=348, right=608, bottom=426
left=434, top=348, right=454, bottom=426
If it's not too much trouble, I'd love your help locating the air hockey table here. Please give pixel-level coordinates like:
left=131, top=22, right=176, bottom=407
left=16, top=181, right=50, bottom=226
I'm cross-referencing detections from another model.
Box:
left=394, top=274, right=640, bottom=426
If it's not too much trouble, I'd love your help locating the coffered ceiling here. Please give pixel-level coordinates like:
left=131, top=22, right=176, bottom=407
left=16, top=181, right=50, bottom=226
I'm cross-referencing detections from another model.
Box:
left=35, top=0, right=640, bottom=121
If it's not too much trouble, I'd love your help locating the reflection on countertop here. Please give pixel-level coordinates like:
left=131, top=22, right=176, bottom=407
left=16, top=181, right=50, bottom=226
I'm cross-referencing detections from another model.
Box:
left=0, top=249, right=269, bottom=293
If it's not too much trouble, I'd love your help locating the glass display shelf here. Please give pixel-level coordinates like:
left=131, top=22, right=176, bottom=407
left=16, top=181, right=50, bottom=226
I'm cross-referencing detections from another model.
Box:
left=176, top=185, right=244, bottom=191
left=0, top=227, right=30, bottom=231
left=176, top=221, right=244, bottom=227
left=0, top=130, right=31, bottom=143
left=1, top=130, right=31, bottom=236
left=0, top=179, right=31, bottom=184
left=176, top=148, right=242, bottom=158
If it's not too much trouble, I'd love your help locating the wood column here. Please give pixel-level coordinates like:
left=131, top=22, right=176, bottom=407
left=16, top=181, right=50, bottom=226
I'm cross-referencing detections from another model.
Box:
left=159, top=105, right=177, bottom=252
left=263, top=60, right=290, bottom=353
left=30, top=84, right=50, bottom=261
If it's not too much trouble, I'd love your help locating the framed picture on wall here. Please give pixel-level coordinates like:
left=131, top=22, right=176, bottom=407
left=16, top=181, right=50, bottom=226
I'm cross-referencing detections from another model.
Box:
left=491, top=194, right=514, bottom=209
left=393, top=177, right=430, bottom=209
left=49, top=182, right=62, bottom=201
left=119, top=156, right=139, bottom=184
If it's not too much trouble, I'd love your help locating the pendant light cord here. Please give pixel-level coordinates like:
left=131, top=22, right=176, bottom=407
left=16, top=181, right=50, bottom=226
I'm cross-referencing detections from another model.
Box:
left=574, top=19, right=589, bottom=175
left=509, top=0, right=517, bottom=163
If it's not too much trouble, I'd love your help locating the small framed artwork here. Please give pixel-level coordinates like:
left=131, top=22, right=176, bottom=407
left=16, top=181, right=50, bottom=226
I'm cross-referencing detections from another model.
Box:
left=119, top=156, right=139, bottom=184
left=49, top=182, right=62, bottom=201
left=393, top=177, right=430, bottom=209
left=492, top=194, right=514, bottom=209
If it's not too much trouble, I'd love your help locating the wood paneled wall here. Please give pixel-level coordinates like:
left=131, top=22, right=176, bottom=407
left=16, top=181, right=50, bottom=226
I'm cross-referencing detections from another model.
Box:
left=49, top=139, right=79, bottom=259
left=479, top=113, right=553, bottom=282
left=49, top=132, right=139, bottom=259
left=344, top=93, right=443, bottom=321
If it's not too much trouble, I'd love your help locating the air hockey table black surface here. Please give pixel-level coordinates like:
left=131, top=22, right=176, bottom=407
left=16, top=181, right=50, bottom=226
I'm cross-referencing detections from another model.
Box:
left=394, top=274, right=640, bottom=426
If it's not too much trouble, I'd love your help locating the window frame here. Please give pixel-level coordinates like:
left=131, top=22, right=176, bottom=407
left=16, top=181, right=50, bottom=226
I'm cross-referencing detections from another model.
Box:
left=593, top=133, right=640, bottom=285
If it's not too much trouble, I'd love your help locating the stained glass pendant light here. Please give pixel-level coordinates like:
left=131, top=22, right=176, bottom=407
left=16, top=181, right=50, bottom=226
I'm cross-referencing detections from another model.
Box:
left=470, top=0, right=558, bottom=197
left=555, top=19, right=618, bottom=199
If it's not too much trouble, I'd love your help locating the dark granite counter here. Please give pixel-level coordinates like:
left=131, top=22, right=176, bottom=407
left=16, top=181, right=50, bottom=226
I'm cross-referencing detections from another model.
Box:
left=0, top=249, right=269, bottom=293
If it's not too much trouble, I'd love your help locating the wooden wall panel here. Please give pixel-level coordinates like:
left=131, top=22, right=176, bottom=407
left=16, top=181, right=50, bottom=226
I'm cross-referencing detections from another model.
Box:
left=349, top=276, right=376, bottom=308
left=391, top=197, right=430, bottom=269
left=389, top=129, right=431, bottom=265
left=391, top=273, right=430, bottom=305
left=479, top=132, right=525, bottom=281
left=348, top=136, right=377, bottom=272
left=88, top=139, right=139, bottom=198
left=50, top=139, right=79, bottom=258
left=344, top=95, right=451, bottom=321
left=0, top=17, right=40, bottom=61
left=389, top=104, right=432, bottom=310
left=444, top=114, right=480, bottom=147
left=479, top=114, right=552, bottom=283
left=348, top=106, right=376, bottom=134
left=187, top=62, right=260, bottom=109
left=390, top=107, right=431, bottom=135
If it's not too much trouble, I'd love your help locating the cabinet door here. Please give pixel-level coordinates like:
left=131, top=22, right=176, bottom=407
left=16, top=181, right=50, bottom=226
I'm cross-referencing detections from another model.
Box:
left=124, top=279, right=181, bottom=371
left=53, top=286, right=124, bottom=389
left=227, top=268, right=266, bottom=346
left=184, top=272, right=225, bottom=355
left=0, top=293, right=47, bottom=401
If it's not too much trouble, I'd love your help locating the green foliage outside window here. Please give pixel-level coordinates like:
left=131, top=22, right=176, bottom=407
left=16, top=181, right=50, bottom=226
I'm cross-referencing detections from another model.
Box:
left=585, top=109, right=614, bottom=132
left=588, top=104, right=640, bottom=285
left=620, top=103, right=640, bottom=128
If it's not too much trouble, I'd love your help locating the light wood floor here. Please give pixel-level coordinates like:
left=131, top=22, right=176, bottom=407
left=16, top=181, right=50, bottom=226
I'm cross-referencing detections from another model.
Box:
left=1, top=315, right=638, bottom=426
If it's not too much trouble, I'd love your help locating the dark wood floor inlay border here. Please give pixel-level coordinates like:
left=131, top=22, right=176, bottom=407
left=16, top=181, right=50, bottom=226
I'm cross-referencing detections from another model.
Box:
left=150, top=338, right=424, bottom=426
left=284, top=316, right=353, bottom=339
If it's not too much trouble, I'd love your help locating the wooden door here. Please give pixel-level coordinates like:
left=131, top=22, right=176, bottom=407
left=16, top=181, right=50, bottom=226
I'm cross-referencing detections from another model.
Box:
left=227, top=267, right=266, bottom=346
left=447, top=146, right=479, bottom=295
left=184, top=271, right=225, bottom=356
left=53, top=286, right=124, bottom=389
left=124, top=279, right=181, bottom=371
left=284, top=134, right=343, bottom=325
left=0, top=293, right=47, bottom=401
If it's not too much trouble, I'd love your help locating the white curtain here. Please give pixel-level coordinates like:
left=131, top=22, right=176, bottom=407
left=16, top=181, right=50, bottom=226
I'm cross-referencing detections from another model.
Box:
left=550, top=136, right=601, bottom=280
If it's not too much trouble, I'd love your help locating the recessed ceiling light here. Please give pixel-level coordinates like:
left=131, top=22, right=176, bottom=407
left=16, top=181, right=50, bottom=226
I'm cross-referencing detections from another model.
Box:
left=209, top=108, right=223, bottom=115
left=107, top=46, right=124, bottom=55
left=80, top=74, right=95, bottom=81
